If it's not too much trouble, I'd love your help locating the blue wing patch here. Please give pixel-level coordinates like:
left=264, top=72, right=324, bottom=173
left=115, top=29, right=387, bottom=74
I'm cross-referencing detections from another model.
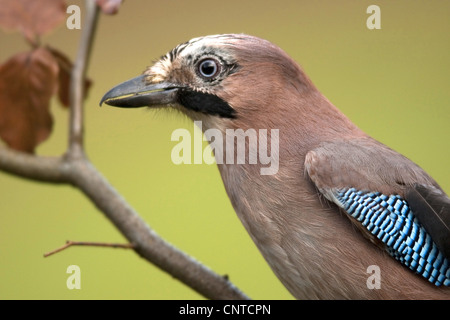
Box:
left=335, top=188, right=450, bottom=286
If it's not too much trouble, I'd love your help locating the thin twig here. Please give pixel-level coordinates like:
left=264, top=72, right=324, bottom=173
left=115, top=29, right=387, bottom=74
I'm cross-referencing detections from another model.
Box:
left=44, top=240, right=135, bottom=257
left=68, top=0, right=99, bottom=156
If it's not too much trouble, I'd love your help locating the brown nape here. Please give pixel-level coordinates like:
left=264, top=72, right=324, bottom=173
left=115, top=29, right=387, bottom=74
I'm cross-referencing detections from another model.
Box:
left=216, top=37, right=363, bottom=141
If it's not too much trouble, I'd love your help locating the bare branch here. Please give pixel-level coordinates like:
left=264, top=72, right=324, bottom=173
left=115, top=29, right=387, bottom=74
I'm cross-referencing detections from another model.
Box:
left=44, top=240, right=135, bottom=257
left=0, top=0, right=250, bottom=300
left=68, top=0, right=99, bottom=156
left=67, top=158, right=249, bottom=300
left=0, top=146, right=249, bottom=298
left=0, top=147, right=68, bottom=183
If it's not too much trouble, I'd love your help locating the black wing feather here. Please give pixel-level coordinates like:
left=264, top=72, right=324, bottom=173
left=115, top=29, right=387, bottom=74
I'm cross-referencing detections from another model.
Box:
left=405, top=184, right=450, bottom=259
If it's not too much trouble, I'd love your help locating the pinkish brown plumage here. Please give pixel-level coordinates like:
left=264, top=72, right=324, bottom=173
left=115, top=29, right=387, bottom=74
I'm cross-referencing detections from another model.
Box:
left=101, top=34, right=450, bottom=299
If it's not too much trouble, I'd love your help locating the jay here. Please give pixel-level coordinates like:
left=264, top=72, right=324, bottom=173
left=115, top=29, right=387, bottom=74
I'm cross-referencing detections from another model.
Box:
left=101, top=34, right=450, bottom=299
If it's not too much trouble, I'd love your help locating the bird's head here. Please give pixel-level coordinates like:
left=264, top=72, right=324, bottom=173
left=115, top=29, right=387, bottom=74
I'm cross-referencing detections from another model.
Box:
left=100, top=34, right=317, bottom=130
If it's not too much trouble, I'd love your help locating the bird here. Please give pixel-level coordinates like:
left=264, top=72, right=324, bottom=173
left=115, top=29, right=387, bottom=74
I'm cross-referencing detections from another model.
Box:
left=100, top=34, right=450, bottom=299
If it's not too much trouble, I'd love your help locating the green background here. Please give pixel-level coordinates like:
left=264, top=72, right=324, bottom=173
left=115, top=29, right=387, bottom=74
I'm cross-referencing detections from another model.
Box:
left=0, top=0, right=449, bottom=299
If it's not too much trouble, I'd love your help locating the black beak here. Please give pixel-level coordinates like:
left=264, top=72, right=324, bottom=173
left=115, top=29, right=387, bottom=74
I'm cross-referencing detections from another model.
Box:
left=100, top=74, right=236, bottom=118
left=100, top=75, right=179, bottom=108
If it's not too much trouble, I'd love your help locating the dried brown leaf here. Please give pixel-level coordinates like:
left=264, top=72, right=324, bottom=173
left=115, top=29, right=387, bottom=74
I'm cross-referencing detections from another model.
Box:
left=0, top=48, right=59, bottom=153
left=96, top=0, right=123, bottom=15
left=46, top=46, right=93, bottom=108
left=0, top=0, right=66, bottom=42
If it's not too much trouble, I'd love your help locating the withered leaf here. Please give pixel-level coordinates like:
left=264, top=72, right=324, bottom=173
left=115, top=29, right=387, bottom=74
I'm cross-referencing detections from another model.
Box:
left=0, top=47, right=59, bottom=153
left=46, top=46, right=92, bottom=108
left=96, top=0, right=123, bottom=15
left=0, top=0, right=66, bottom=43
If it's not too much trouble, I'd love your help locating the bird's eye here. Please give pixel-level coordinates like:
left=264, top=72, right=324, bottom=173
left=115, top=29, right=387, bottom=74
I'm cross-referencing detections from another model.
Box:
left=197, top=58, right=220, bottom=79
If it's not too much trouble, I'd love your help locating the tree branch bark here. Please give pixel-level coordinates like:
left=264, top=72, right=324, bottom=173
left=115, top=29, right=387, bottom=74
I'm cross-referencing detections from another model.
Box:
left=68, top=0, right=99, bottom=156
left=0, top=147, right=68, bottom=183
left=0, top=0, right=249, bottom=300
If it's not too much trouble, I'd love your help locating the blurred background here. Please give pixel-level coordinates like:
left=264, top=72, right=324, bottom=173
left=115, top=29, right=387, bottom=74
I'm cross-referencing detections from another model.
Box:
left=0, top=0, right=449, bottom=299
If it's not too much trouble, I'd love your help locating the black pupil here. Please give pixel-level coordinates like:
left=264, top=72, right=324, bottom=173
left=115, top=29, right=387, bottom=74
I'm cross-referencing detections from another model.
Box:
left=200, top=60, right=217, bottom=77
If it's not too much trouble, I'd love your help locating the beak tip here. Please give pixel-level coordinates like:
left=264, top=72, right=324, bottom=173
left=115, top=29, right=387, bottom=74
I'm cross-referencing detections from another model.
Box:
left=99, top=90, right=119, bottom=107
left=99, top=91, right=110, bottom=107
left=99, top=75, right=179, bottom=109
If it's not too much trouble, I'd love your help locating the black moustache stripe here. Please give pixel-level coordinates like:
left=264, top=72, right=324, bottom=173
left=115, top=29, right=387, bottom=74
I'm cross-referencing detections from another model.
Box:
left=177, top=88, right=236, bottom=119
